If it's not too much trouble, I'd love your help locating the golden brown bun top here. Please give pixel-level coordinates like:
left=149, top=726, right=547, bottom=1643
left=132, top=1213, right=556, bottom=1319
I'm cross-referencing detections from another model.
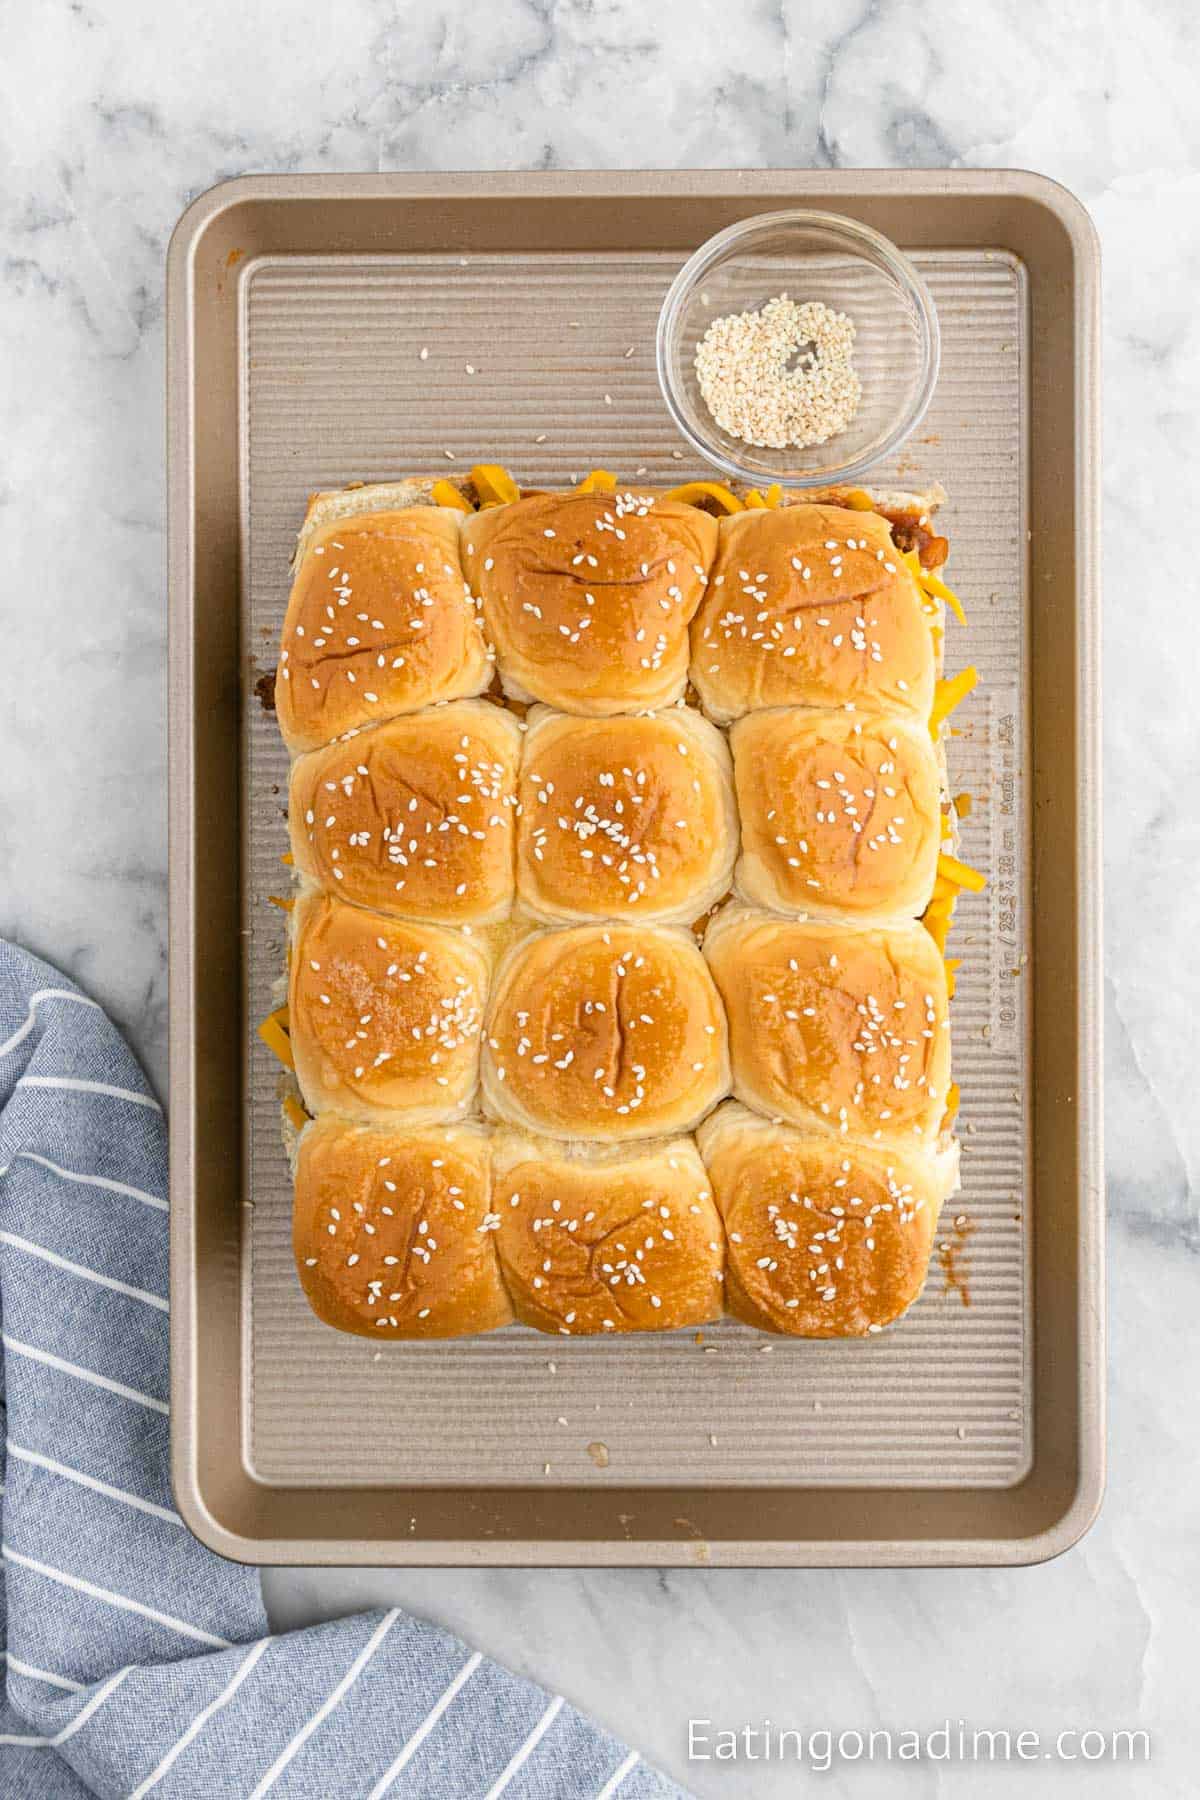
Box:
left=277, top=508, right=489, bottom=754
left=483, top=924, right=729, bottom=1140
left=698, top=1103, right=953, bottom=1337
left=293, top=1116, right=512, bottom=1338
left=463, top=491, right=718, bottom=714
left=779, top=483, right=949, bottom=570
left=491, top=1134, right=724, bottom=1334
left=289, top=699, right=521, bottom=925
left=288, top=892, right=488, bottom=1122
left=704, top=909, right=951, bottom=1145
left=690, top=504, right=935, bottom=722
left=731, top=709, right=942, bottom=922
left=516, top=705, right=736, bottom=924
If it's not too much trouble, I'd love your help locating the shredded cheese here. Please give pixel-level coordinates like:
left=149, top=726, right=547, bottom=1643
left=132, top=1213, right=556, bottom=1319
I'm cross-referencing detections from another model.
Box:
left=921, top=898, right=955, bottom=955
left=257, top=1007, right=294, bottom=1069
left=903, top=547, right=967, bottom=625
left=576, top=470, right=617, bottom=493
left=661, top=480, right=744, bottom=514
left=283, top=1093, right=309, bottom=1131
left=471, top=464, right=521, bottom=507
left=920, top=566, right=967, bottom=624
left=432, top=478, right=473, bottom=512
left=267, top=895, right=294, bottom=912
left=743, top=483, right=784, bottom=510
left=937, top=852, right=987, bottom=894
left=930, top=667, right=979, bottom=736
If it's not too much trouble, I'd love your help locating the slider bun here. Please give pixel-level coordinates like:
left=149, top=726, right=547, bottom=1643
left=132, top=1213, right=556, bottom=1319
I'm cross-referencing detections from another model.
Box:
left=690, top=503, right=935, bottom=724
left=288, top=892, right=489, bottom=1126
left=703, top=907, right=951, bottom=1146
left=293, top=1115, right=512, bottom=1338
left=516, top=704, right=737, bottom=925
left=292, top=478, right=443, bottom=568
left=731, top=709, right=942, bottom=924
left=277, top=503, right=491, bottom=755
left=697, top=1102, right=958, bottom=1336
left=491, top=1133, right=724, bottom=1334
left=462, top=490, right=718, bottom=715
left=481, top=924, right=729, bottom=1141
left=782, top=483, right=948, bottom=566
left=289, top=699, right=521, bottom=925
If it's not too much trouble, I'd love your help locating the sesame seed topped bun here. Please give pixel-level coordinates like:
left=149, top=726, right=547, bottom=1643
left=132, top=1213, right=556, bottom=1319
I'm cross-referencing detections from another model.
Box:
left=731, top=708, right=942, bottom=924
left=293, top=1115, right=512, bottom=1338
left=515, top=704, right=737, bottom=925
left=269, top=470, right=968, bottom=1345
left=703, top=907, right=951, bottom=1146
left=289, top=699, right=521, bottom=926
left=782, top=483, right=949, bottom=571
left=481, top=924, right=729, bottom=1141
left=277, top=502, right=491, bottom=755
left=288, top=892, right=490, bottom=1126
left=690, top=503, right=935, bottom=725
left=491, top=1133, right=724, bottom=1335
left=462, top=490, right=718, bottom=715
left=697, top=1102, right=958, bottom=1337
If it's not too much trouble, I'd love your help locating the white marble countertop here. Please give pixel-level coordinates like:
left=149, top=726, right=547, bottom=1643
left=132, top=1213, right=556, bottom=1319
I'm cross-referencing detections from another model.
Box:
left=2, top=2, right=1196, bottom=1793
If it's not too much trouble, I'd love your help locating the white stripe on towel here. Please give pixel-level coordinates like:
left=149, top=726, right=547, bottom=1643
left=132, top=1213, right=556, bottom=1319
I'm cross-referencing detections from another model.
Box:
left=484, top=1694, right=566, bottom=1799
left=0, top=1232, right=168, bottom=1311
left=7, top=1443, right=183, bottom=1525
left=52, top=1666, right=130, bottom=1744
left=16, top=1074, right=161, bottom=1111
left=248, top=1609, right=400, bottom=1798
left=1, top=1667, right=132, bottom=1747
left=1, top=1151, right=167, bottom=1211
left=129, top=1638, right=272, bottom=1798
left=598, top=1749, right=640, bottom=1797
left=1, top=1335, right=169, bottom=1414
left=3, top=1651, right=85, bottom=1694
left=367, top=1650, right=483, bottom=1798
left=1, top=1545, right=232, bottom=1649
left=0, top=989, right=103, bottom=1057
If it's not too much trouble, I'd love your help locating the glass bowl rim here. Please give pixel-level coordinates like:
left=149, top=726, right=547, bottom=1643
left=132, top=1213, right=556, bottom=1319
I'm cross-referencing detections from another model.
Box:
left=655, top=207, right=941, bottom=489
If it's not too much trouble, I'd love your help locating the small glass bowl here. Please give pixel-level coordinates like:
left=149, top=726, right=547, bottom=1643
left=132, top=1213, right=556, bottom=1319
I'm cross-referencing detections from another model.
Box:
left=656, top=209, right=939, bottom=489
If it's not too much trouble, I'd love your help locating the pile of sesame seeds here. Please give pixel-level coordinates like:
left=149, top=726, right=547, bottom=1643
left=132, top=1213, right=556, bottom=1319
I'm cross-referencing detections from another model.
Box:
left=695, top=295, right=862, bottom=450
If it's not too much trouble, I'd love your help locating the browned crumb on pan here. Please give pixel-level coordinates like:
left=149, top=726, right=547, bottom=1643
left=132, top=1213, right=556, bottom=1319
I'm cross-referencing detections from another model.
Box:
left=938, top=1215, right=976, bottom=1308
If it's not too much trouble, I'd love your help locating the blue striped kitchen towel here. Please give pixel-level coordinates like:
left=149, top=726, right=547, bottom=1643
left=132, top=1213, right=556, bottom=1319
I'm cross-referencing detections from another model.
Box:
left=0, top=938, right=687, bottom=1800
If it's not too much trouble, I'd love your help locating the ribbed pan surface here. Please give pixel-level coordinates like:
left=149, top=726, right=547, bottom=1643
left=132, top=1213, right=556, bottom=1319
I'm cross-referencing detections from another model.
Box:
left=242, top=249, right=1029, bottom=1488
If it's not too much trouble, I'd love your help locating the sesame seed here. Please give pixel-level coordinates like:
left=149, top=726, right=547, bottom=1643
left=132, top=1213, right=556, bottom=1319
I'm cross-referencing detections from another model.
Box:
left=695, top=295, right=861, bottom=449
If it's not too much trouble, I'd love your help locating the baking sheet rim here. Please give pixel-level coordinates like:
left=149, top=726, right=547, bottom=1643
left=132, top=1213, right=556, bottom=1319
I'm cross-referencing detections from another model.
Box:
left=166, top=167, right=1104, bottom=1568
